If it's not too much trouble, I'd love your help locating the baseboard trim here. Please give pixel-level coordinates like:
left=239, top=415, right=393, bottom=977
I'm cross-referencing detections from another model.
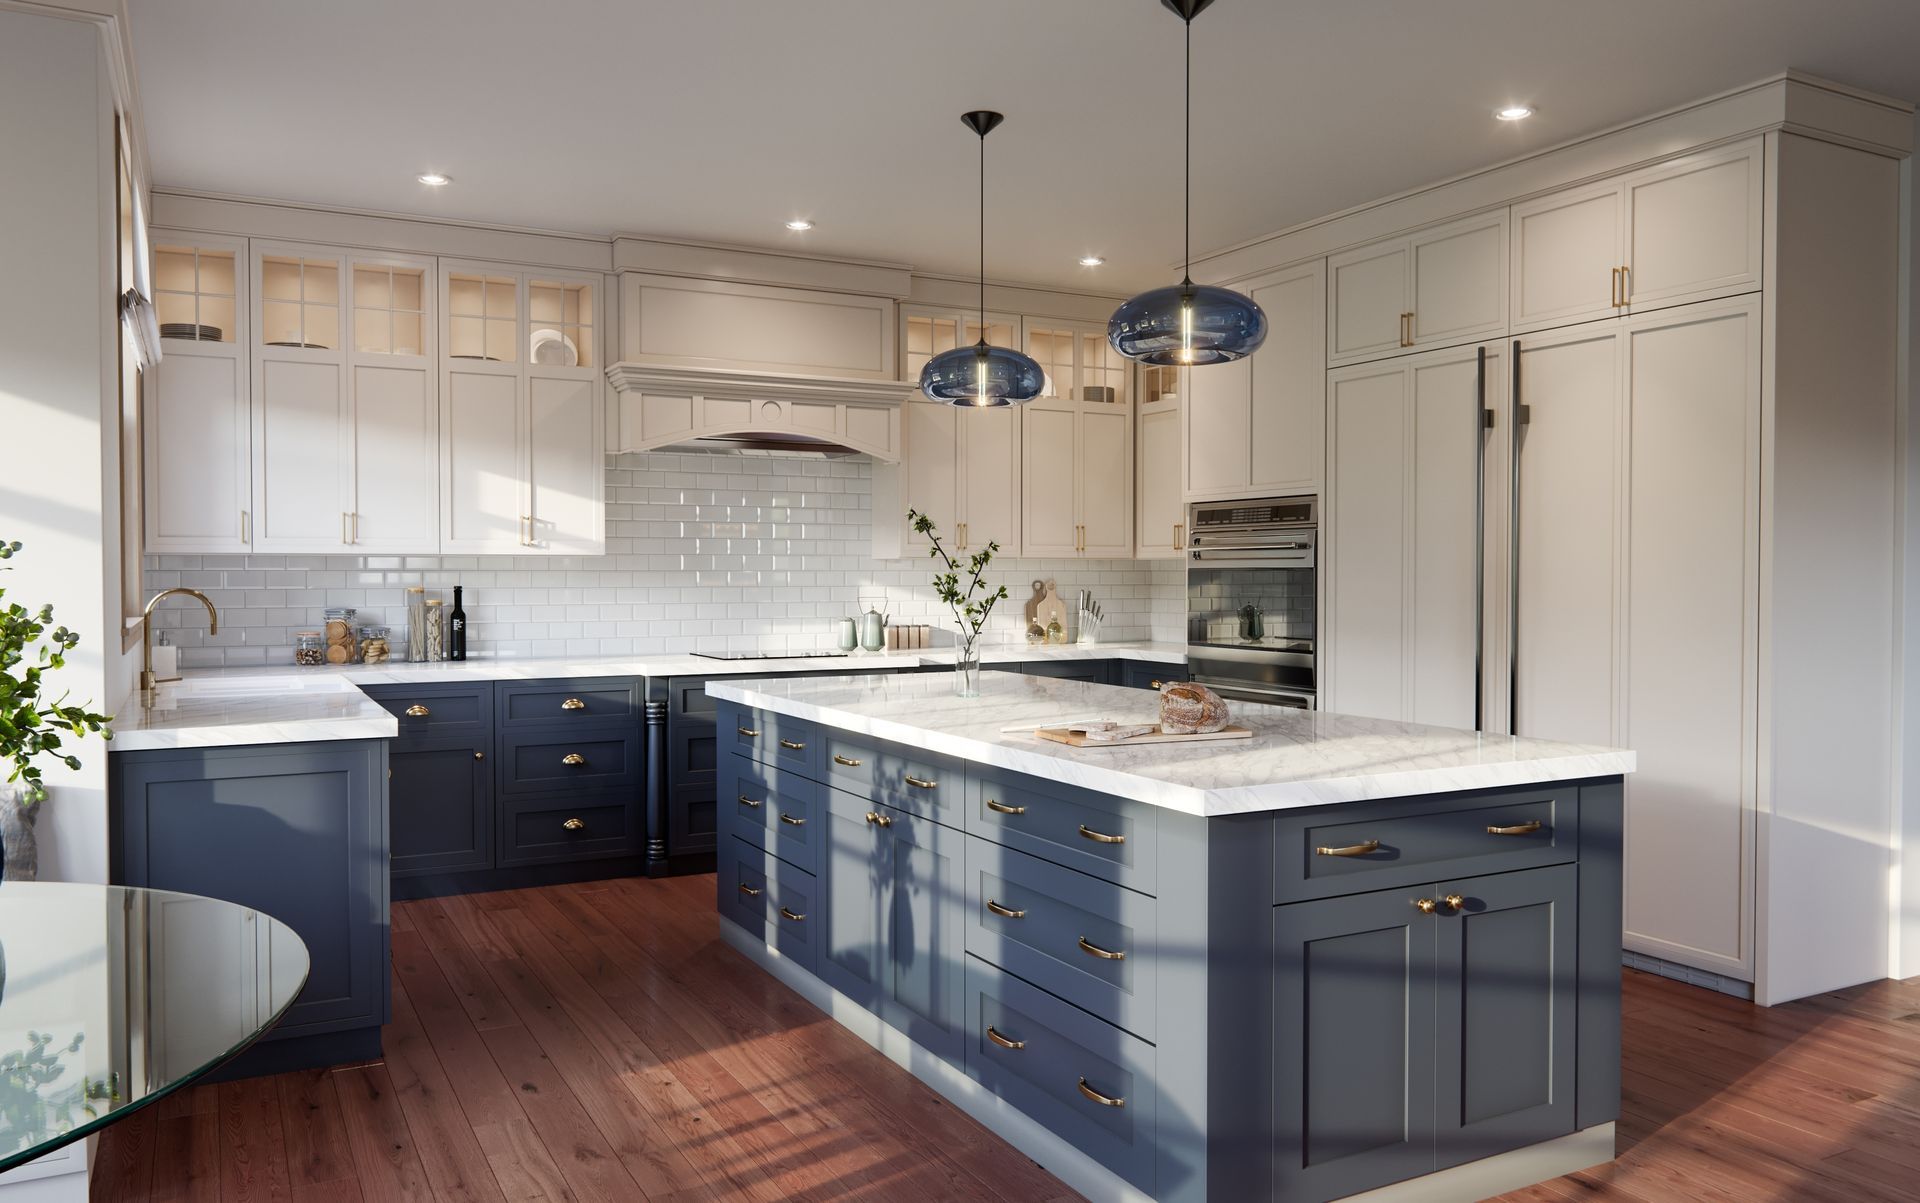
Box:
left=1336, top=1124, right=1616, bottom=1202
left=1623, top=950, right=1755, bottom=999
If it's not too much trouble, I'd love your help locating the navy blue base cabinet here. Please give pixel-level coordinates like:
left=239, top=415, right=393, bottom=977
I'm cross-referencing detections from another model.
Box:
left=110, top=739, right=391, bottom=1077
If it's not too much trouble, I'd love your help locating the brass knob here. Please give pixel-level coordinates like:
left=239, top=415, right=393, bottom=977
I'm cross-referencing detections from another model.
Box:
left=1415, top=898, right=1439, bottom=915
left=561, top=697, right=586, bottom=711
left=404, top=704, right=429, bottom=717
left=1150, top=680, right=1165, bottom=690
left=1443, top=894, right=1467, bottom=913
left=562, top=817, right=586, bottom=832
left=473, top=751, right=484, bottom=761
left=864, top=811, right=893, bottom=828
left=561, top=753, right=586, bottom=767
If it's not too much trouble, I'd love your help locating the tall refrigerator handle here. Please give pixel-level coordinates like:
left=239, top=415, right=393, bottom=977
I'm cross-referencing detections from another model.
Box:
left=1474, top=346, right=1488, bottom=732
left=1507, top=339, right=1528, bottom=735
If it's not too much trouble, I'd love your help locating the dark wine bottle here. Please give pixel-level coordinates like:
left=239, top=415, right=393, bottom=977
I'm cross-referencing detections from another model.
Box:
left=449, top=585, right=467, bottom=661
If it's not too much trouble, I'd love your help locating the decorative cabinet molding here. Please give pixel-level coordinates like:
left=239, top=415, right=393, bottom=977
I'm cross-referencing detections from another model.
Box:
left=618, top=272, right=896, bottom=380
left=606, top=362, right=908, bottom=460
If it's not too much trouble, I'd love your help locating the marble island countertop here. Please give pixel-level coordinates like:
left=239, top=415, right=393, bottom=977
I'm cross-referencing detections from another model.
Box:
left=108, top=642, right=1189, bottom=752
left=706, top=672, right=1636, bottom=817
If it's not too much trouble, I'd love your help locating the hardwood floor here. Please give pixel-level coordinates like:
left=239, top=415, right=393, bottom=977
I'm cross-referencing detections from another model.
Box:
left=95, top=874, right=1920, bottom=1202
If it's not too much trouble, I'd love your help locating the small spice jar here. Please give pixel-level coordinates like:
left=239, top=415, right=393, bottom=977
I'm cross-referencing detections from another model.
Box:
left=423, top=599, right=446, bottom=662
left=359, top=625, right=392, bottom=664
left=323, top=607, right=359, bottom=664
left=294, top=631, right=326, bottom=666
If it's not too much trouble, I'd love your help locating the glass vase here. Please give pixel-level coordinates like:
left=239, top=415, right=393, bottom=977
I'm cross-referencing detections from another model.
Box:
left=955, top=642, right=981, bottom=698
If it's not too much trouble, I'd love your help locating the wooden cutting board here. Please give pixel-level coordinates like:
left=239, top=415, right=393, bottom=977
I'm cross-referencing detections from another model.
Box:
left=1035, top=724, right=1254, bottom=748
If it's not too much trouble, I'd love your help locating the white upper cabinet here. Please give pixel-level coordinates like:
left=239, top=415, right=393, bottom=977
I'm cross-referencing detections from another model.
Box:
left=898, top=306, right=1024, bottom=555
left=957, top=405, right=1022, bottom=555
left=902, top=401, right=959, bottom=541
left=347, top=255, right=438, bottom=552
left=1511, top=138, right=1763, bottom=334
left=1020, top=394, right=1133, bottom=559
left=1328, top=213, right=1506, bottom=366
left=147, top=234, right=252, bottom=553
left=1135, top=367, right=1184, bottom=559
left=1023, top=318, right=1129, bottom=406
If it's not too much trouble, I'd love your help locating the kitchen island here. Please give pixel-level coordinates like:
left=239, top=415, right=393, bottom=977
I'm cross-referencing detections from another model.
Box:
left=706, top=671, right=1635, bottom=1203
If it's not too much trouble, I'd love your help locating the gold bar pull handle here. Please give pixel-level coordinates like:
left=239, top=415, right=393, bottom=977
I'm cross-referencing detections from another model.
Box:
left=561, top=697, right=586, bottom=711
left=833, top=754, right=863, bottom=767
left=986, top=1026, right=1025, bottom=1051
left=985, top=899, right=1026, bottom=920
left=561, top=753, right=586, bottom=767
left=736, top=725, right=760, bottom=738
left=1487, top=820, right=1543, bottom=836
left=1078, top=936, right=1126, bottom=961
left=904, top=775, right=938, bottom=791
left=779, top=738, right=806, bottom=751
left=985, top=799, right=1026, bottom=815
left=737, top=882, right=762, bottom=898
left=1315, top=838, right=1380, bottom=858
left=778, top=812, right=806, bottom=826
left=779, top=906, right=806, bottom=922
left=1610, top=266, right=1620, bottom=307
left=1078, top=824, right=1125, bottom=845
left=737, top=795, right=763, bottom=809
left=1077, top=1078, right=1125, bottom=1108
left=1619, top=264, right=1630, bottom=305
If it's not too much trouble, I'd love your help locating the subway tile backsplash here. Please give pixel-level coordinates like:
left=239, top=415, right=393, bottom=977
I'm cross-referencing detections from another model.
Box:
left=147, top=451, right=1188, bottom=669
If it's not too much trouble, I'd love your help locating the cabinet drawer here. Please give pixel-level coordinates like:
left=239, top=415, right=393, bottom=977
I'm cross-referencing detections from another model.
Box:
left=498, top=731, right=639, bottom=796
left=725, top=756, right=822, bottom=875
left=1119, top=660, right=1185, bottom=691
left=963, top=956, right=1157, bottom=1193
left=497, top=677, right=641, bottom=728
left=718, top=836, right=818, bottom=974
left=363, top=682, right=492, bottom=739
left=963, top=836, right=1158, bottom=1041
left=1016, top=659, right=1112, bottom=683
left=823, top=734, right=961, bottom=824
left=721, top=704, right=819, bottom=775
left=1273, top=787, right=1578, bottom=903
left=966, top=767, right=1158, bottom=895
left=498, top=794, right=636, bottom=866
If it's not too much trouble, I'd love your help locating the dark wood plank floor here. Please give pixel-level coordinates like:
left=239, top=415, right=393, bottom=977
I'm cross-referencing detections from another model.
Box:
left=93, top=874, right=1920, bottom=1202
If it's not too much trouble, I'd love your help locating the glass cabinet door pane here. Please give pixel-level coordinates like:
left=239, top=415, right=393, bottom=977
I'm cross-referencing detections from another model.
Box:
left=353, top=268, right=390, bottom=309
left=450, top=315, right=485, bottom=358
left=304, top=304, right=338, bottom=349
left=573, top=325, right=594, bottom=368
left=156, top=292, right=194, bottom=329
left=485, top=317, right=517, bottom=363
left=155, top=250, right=196, bottom=293
left=449, top=276, right=484, bottom=317
left=484, top=280, right=515, bottom=319
left=354, top=308, right=390, bottom=354
left=262, top=300, right=302, bottom=345
left=529, top=284, right=563, bottom=325
left=392, top=271, right=422, bottom=312
left=199, top=252, right=236, bottom=298
left=392, top=312, right=423, bottom=356
left=303, top=262, right=339, bottom=306
left=201, top=297, right=236, bottom=342
left=262, top=258, right=301, bottom=302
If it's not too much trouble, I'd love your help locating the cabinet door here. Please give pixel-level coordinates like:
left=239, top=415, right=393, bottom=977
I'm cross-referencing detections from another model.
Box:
left=1510, top=181, right=1623, bottom=334
left=1621, top=299, right=1759, bottom=978
left=1079, top=405, right=1134, bottom=557
left=253, top=358, right=350, bottom=550
left=145, top=346, right=251, bottom=552
left=1249, top=261, right=1327, bottom=493
left=957, top=405, right=1021, bottom=555
left=1324, top=361, right=1407, bottom=720
left=527, top=373, right=602, bottom=554
left=1622, top=139, right=1763, bottom=314
left=877, top=803, right=965, bottom=1065
left=902, top=400, right=958, bottom=541
left=351, top=362, right=439, bottom=551
left=1020, top=401, right=1080, bottom=556
left=1434, top=865, right=1578, bottom=1167
left=441, top=366, right=522, bottom=554
left=388, top=739, right=491, bottom=876
left=1328, top=239, right=1409, bottom=364
left=1273, top=886, right=1437, bottom=1200
left=1512, top=326, right=1622, bottom=745
left=1185, top=355, right=1252, bottom=497
left=817, top=786, right=886, bottom=1010
left=1135, top=399, right=1184, bottom=559
left=666, top=677, right=718, bottom=856
left=1410, top=213, right=1506, bottom=350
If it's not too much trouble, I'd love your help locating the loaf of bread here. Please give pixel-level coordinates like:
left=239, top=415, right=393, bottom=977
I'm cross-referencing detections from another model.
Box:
left=1161, top=682, right=1229, bottom=735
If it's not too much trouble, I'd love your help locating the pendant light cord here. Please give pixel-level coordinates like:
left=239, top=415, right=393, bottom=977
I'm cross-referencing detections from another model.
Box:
left=979, top=125, right=987, bottom=334
left=1183, top=12, right=1191, bottom=284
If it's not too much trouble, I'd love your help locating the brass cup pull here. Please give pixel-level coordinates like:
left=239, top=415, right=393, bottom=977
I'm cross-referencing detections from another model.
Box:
left=778, top=813, right=806, bottom=826
left=737, top=726, right=760, bottom=738
left=1077, top=1078, right=1125, bottom=1109
left=986, top=1026, right=1025, bottom=1051
left=404, top=704, right=430, bottom=718
left=1414, top=898, right=1439, bottom=915
left=562, top=817, right=587, bottom=832
left=737, top=882, right=762, bottom=898
left=1487, top=820, right=1543, bottom=836
left=561, top=697, right=586, bottom=711
left=985, top=799, right=1027, bottom=816
left=1078, top=824, right=1125, bottom=845
left=1442, top=894, right=1466, bottom=913
left=833, top=754, right=864, bottom=767
left=561, top=753, right=587, bottom=767
left=1315, top=839, right=1380, bottom=858
left=738, top=795, right=763, bottom=809
left=904, top=775, right=938, bottom=791
left=1078, top=936, right=1126, bottom=961
left=779, top=738, right=806, bottom=751
left=864, top=811, right=894, bottom=828
left=779, top=906, right=807, bottom=922
left=985, top=899, right=1026, bottom=920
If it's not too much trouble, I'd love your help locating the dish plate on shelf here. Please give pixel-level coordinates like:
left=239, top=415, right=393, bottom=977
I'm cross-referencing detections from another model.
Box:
left=450, top=354, right=503, bottom=361
left=160, top=323, right=222, bottom=341
left=265, top=340, right=328, bottom=349
left=530, top=328, right=579, bottom=366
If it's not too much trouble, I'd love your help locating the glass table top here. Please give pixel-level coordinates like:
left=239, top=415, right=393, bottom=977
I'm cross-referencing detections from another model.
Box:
left=0, top=881, right=308, bottom=1172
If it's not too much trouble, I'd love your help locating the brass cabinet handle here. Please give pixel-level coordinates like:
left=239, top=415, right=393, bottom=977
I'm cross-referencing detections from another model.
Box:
left=779, top=906, right=807, bottom=922
left=1487, top=820, right=1543, bottom=836
left=779, top=738, right=806, bottom=751
left=561, top=697, right=586, bottom=711
left=778, top=812, right=806, bottom=826
left=737, top=882, right=762, bottom=897
left=1078, top=823, right=1125, bottom=845
left=240, top=509, right=251, bottom=544
left=864, top=811, right=894, bottom=828
left=1415, top=898, right=1439, bottom=914
left=473, top=751, right=484, bottom=761
left=562, top=817, right=586, bottom=832
left=737, top=795, right=763, bottom=809
left=985, top=899, right=1026, bottom=920
left=1150, top=680, right=1165, bottom=690
left=1443, top=894, right=1467, bottom=913
left=1610, top=266, right=1622, bottom=307
left=1077, top=1078, right=1125, bottom=1108
left=353, top=512, right=359, bottom=543
left=1315, top=839, right=1380, bottom=858
left=833, top=754, right=863, bottom=767
left=561, top=753, right=586, bottom=767
left=985, top=799, right=1026, bottom=815
left=1078, top=936, right=1126, bottom=961
left=343, top=512, right=352, bottom=544
left=1619, top=264, right=1630, bottom=306
left=986, top=1026, right=1025, bottom=1051
left=404, top=704, right=430, bottom=717
left=1173, top=522, right=1184, bottom=550
left=737, top=726, right=760, bottom=738
left=904, top=775, right=938, bottom=790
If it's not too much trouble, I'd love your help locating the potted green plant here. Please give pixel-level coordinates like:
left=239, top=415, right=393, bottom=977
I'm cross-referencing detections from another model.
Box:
left=0, top=541, right=113, bottom=881
left=906, top=510, right=1009, bottom=698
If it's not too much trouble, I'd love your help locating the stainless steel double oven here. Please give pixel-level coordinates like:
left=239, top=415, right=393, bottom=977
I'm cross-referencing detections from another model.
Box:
left=1185, top=495, right=1318, bottom=709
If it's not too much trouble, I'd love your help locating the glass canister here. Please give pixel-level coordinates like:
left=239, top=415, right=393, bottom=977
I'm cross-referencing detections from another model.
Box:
left=294, top=631, right=326, bottom=666
left=323, top=607, right=358, bottom=664
left=406, top=587, right=427, bottom=661
left=423, top=599, right=446, bottom=662
left=359, top=625, right=392, bottom=664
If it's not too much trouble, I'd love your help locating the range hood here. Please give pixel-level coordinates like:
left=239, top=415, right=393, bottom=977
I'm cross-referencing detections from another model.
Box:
left=605, top=362, right=912, bottom=461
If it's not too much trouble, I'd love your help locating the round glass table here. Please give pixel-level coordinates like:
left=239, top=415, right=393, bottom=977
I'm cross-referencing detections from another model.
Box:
left=0, top=881, right=308, bottom=1172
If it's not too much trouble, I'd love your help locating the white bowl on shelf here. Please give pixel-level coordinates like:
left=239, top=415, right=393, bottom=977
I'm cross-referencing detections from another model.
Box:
left=530, top=328, right=578, bottom=366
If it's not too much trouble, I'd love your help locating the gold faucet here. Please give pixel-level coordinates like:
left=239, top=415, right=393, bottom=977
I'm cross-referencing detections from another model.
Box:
left=140, top=587, right=219, bottom=694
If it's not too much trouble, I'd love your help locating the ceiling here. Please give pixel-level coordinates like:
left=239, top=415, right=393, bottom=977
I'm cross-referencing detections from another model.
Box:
left=131, top=0, right=1920, bottom=293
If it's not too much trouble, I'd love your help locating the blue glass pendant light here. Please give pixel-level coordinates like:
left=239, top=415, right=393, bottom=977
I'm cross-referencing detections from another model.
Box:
left=920, top=111, right=1046, bottom=406
left=1109, top=0, right=1267, bottom=367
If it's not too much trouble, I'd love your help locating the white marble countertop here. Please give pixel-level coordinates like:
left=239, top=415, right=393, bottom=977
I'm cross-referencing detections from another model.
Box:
left=705, top=673, right=1636, bottom=817
left=108, top=642, right=1189, bottom=751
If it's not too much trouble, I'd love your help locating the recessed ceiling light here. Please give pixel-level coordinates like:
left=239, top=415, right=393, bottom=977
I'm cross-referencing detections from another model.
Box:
left=416, top=172, right=452, bottom=186
left=785, top=219, right=814, bottom=231
left=1079, top=256, right=1106, bottom=267
left=1494, top=105, right=1534, bottom=122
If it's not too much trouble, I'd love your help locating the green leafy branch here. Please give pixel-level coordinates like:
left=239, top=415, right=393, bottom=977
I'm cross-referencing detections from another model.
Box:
left=0, top=541, right=113, bottom=806
left=906, top=510, right=1009, bottom=651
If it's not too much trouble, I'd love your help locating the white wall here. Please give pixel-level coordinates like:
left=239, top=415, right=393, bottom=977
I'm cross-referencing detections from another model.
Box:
left=1900, top=111, right=1920, bottom=981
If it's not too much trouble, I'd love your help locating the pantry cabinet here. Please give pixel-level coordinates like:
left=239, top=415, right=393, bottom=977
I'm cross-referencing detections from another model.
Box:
left=1185, top=260, right=1326, bottom=499
left=1328, top=212, right=1506, bottom=367
left=1022, top=397, right=1133, bottom=558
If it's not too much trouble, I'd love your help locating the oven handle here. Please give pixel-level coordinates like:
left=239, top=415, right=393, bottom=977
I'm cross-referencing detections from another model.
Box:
left=1187, top=548, right=1315, bottom=568
left=1191, top=678, right=1316, bottom=710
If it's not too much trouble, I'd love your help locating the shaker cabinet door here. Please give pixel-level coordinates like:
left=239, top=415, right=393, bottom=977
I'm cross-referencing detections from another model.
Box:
left=252, top=358, right=351, bottom=551
left=817, top=787, right=887, bottom=1011
left=876, top=803, right=966, bottom=1065
left=145, top=347, right=252, bottom=553
left=958, top=403, right=1022, bottom=556
left=1328, top=239, right=1411, bottom=364
left=1510, top=181, right=1623, bottom=334
left=441, top=366, right=523, bottom=554
left=527, top=373, right=603, bottom=554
